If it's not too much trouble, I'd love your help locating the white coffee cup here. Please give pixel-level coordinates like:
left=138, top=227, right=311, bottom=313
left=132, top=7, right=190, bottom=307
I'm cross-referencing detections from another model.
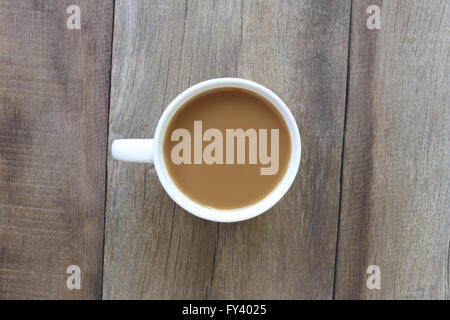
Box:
left=112, top=78, right=301, bottom=222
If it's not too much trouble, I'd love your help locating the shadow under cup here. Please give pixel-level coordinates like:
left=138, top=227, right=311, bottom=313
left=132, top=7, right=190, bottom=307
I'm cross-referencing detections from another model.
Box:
left=162, top=86, right=292, bottom=211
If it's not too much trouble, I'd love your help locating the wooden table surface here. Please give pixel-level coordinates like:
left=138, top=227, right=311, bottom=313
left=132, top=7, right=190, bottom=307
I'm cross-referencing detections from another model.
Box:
left=0, top=0, right=448, bottom=299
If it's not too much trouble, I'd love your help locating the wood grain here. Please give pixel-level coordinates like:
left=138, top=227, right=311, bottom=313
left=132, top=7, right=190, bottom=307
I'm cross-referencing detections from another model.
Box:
left=0, top=0, right=113, bottom=299
left=104, top=0, right=350, bottom=299
left=335, top=0, right=450, bottom=299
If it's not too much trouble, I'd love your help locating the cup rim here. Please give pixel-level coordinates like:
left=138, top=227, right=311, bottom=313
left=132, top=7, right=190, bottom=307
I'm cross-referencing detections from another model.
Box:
left=153, top=78, right=301, bottom=222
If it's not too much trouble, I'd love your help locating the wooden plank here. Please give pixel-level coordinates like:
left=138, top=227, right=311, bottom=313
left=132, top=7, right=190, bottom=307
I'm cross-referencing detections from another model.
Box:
left=335, top=0, right=450, bottom=299
left=104, top=0, right=350, bottom=299
left=0, top=0, right=113, bottom=299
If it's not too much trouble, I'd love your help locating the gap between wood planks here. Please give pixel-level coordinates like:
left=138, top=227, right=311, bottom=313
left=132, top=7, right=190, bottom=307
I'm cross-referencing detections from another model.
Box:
left=100, top=0, right=116, bottom=301
left=332, top=0, right=354, bottom=300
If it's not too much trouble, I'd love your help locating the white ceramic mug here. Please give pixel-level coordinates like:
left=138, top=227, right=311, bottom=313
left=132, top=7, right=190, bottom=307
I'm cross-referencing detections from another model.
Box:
left=112, top=78, right=301, bottom=222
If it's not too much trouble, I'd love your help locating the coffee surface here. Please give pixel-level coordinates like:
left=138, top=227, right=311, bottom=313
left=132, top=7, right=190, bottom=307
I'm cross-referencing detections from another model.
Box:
left=163, top=87, right=291, bottom=209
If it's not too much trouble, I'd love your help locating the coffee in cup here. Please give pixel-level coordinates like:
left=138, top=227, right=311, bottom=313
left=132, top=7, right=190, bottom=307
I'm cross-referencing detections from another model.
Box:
left=112, top=78, right=301, bottom=222
left=163, top=87, right=291, bottom=209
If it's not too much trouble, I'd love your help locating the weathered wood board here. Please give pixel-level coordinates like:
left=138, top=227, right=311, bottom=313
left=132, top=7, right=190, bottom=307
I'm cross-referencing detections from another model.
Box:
left=335, top=0, right=450, bottom=299
left=103, top=0, right=350, bottom=299
left=0, top=0, right=113, bottom=299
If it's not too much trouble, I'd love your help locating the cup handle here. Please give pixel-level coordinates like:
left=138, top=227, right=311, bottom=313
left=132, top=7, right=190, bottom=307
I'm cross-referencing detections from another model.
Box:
left=111, top=139, right=154, bottom=163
